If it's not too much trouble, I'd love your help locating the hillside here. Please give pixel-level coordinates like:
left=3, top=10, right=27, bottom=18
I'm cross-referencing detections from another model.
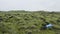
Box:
left=0, top=11, right=60, bottom=34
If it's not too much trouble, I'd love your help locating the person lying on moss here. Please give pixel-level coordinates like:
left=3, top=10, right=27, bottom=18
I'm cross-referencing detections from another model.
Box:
left=41, top=22, right=53, bottom=30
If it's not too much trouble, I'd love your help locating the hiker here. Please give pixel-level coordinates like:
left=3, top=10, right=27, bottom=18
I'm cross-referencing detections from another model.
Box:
left=46, top=23, right=53, bottom=29
left=41, top=22, right=53, bottom=30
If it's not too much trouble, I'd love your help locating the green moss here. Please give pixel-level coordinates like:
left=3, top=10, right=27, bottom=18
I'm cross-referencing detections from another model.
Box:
left=0, top=11, right=60, bottom=34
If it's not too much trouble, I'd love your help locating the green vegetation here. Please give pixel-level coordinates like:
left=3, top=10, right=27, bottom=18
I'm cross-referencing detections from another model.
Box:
left=0, top=11, right=60, bottom=34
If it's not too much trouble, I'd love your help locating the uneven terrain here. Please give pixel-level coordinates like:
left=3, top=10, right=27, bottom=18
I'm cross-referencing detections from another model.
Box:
left=0, top=11, right=60, bottom=34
